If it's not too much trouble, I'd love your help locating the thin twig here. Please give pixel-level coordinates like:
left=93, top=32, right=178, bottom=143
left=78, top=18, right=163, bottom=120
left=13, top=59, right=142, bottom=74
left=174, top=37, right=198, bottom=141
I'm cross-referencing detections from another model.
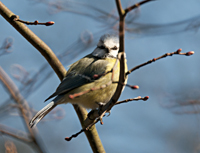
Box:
left=115, top=96, right=149, bottom=105
left=0, top=37, right=14, bottom=56
left=12, top=15, right=54, bottom=26
left=126, top=48, right=194, bottom=75
left=0, top=2, right=65, bottom=80
left=65, top=119, right=100, bottom=141
left=124, top=0, right=155, bottom=16
left=65, top=97, right=151, bottom=140
left=0, top=124, right=32, bottom=142
left=0, top=67, right=45, bottom=153
left=70, top=0, right=153, bottom=140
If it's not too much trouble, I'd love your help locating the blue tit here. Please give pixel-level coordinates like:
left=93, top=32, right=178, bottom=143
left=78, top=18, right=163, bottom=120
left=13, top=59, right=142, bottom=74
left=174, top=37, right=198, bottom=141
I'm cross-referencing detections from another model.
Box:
left=29, top=34, right=128, bottom=128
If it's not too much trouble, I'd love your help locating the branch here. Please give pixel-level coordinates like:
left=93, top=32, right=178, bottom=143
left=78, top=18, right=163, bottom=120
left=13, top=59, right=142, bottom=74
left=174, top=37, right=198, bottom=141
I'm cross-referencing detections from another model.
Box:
left=126, top=48, right=194, bottom=75
left=0, top=37, right=14, bottom=56
left=110, top=0, right=126, bottom=104
left=4, top=140, right=17, bottom=153
left=124, top=0, right=154, bottom=16
left=0, top=2, right=65, bottom=80
left=115, top=96, right=149, bottom=105
left=66, top=95, right=150, bottom=140
left=0, top=124, right=32, bottom=142
left=115, top=0, right=124, bottom=16
left=13, top=15, right=55, bottom=26
left=65, top=0, right=155, bottom=142
left=0, top=67, right=45, bottom=153
left=0, top=2, right=104, bottom=153
left=65, top=118, right=100, bottom=141
left=66, top=0, right=127, bottom=141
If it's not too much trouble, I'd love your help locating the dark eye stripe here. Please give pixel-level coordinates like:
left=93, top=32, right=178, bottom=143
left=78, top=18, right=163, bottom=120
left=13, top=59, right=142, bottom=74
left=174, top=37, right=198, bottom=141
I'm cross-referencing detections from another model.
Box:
left=98, top=46, right=106, bottom=49
left=111, top=46, right=118, bottom=50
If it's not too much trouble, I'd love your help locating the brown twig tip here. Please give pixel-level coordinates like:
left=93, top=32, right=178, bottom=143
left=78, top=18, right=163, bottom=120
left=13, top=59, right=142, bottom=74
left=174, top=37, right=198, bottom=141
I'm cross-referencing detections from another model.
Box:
left=143, top=96, right=149, bottom=101
left=45, top=21, right=55, bottom=26
left=68, top=95, right=74, bottom=99
left=125, top=83, right=139, bottom=89
left=130, top=85, right=139, bottom=89
left=185, top=51, right=194, bottom=56
left=176, top=48, right=182, bottom=53
left=65, top=137, right=72, bottom=141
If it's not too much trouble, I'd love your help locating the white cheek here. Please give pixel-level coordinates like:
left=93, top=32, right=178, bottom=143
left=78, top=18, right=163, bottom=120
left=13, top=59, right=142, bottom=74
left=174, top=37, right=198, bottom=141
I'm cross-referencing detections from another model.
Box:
left=109, top=50, right=118, bottom=58
left=104, top=40, right=118, bottom=49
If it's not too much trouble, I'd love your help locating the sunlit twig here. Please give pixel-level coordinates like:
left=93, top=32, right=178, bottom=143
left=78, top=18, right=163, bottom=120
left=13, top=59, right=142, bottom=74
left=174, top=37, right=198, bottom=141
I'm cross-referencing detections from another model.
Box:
left=12, top=15, right=54, bottom=26
left=126, top=48, right=194, bottom=75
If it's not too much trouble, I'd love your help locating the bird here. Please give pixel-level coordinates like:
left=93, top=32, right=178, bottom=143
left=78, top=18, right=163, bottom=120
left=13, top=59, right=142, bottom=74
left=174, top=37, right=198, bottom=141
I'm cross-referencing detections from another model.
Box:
left=29, top=34, right=128, bottom=128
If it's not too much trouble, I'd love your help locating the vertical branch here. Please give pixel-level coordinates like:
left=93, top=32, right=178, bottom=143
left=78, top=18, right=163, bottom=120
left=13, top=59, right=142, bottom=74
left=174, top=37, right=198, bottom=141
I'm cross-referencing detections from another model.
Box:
left=112, top=0, right=153, bottom=104
left=115, top=0, right=125, bottom=52
left=110, top=0, right=126, bottom=104
left=0, top=2, right=105, bottom=153
left=115, top=0, right=124, bottom=16
left=73, top=105, right=105, bottom=153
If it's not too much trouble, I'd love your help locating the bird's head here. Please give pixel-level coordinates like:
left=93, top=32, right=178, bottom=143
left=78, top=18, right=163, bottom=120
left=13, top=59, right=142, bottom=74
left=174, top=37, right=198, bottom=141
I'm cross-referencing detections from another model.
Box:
left=92, top=34, right=119, bottom=59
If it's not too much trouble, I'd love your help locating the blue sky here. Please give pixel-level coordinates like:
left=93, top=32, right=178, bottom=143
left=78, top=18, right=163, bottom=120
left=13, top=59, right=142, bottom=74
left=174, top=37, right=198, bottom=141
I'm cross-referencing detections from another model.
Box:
left=0, top=0, right=200, bottom=153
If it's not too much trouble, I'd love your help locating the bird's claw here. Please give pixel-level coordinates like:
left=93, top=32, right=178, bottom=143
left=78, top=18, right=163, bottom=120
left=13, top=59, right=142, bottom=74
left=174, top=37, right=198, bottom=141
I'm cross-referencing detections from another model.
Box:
left=106, top=110, right=111, bottom=117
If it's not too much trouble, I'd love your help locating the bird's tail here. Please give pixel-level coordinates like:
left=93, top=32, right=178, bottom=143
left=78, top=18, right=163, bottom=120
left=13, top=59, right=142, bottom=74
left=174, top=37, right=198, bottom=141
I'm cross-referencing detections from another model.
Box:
left=29, top=101, right=57, bottom=128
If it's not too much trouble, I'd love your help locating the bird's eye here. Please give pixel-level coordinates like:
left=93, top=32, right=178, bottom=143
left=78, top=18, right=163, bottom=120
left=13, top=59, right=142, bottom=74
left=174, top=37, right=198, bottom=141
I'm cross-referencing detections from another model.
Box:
left=111, top=46, right=118, bottom=50
left=98, top=46, right=106, bottom=49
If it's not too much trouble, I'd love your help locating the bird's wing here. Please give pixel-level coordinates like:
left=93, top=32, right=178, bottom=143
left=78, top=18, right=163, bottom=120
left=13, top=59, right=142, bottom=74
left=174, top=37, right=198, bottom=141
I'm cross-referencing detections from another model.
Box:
left=44, top=73, right=92, bottom=101
left=45, top=54, right=108, bottom=101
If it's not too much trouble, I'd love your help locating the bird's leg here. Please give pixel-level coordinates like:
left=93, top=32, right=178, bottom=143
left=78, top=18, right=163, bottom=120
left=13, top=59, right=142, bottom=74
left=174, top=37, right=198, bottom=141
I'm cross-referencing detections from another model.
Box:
left=106, top=110, right=111, bottom=117
left=96, top=102, right=112, bottom=124
left=95, top=102, right=105, bottom=116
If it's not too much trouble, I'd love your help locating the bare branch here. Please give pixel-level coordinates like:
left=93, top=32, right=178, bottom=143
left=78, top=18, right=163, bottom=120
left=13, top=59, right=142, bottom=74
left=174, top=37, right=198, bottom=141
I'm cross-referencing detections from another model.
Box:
left=0, top=2, right=65, bottom=80
left=74, top=0, right=154, bottom=139
left=0, top=67, right=45, bottom=153
left=12, top=15, right=54, bottom=26
left=124, top=0, right=154, bottom=16
left=0, top=37, right=14, bottom=56
left=4, top=140, right=17, bottom=153
left=65, top=95, right=149, bottom=141
left=116, top=96, right=149, bottom=105
left=126, top=48, right=194, bottom=75
left=0, top=2, right=105, bottom=152
left=65, top=119, right=100, bottom=141
left=66, top=96, right=150, bottom=141
left=0, top=124, right=32, bottom=142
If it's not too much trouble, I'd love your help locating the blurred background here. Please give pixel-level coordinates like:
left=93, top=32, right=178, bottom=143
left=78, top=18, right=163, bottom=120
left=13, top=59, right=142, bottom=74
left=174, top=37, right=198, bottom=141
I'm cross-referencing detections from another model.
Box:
left=0, top=0, right=200, bottom=152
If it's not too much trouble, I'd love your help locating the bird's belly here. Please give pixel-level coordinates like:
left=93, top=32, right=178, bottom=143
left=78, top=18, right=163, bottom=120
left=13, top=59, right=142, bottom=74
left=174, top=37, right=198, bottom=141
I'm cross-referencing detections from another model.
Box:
left=65, top=80, right=118, bottom=109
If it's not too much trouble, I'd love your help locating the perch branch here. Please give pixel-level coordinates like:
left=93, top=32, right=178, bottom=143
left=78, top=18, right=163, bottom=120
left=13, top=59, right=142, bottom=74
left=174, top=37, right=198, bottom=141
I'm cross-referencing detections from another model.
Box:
left=0, top=2, right=104, bottom=153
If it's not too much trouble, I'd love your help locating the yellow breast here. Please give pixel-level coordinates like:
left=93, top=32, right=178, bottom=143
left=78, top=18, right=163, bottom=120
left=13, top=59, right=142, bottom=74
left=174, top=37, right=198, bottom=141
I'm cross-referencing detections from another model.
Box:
left=64, top=57, right=127, bottom=109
